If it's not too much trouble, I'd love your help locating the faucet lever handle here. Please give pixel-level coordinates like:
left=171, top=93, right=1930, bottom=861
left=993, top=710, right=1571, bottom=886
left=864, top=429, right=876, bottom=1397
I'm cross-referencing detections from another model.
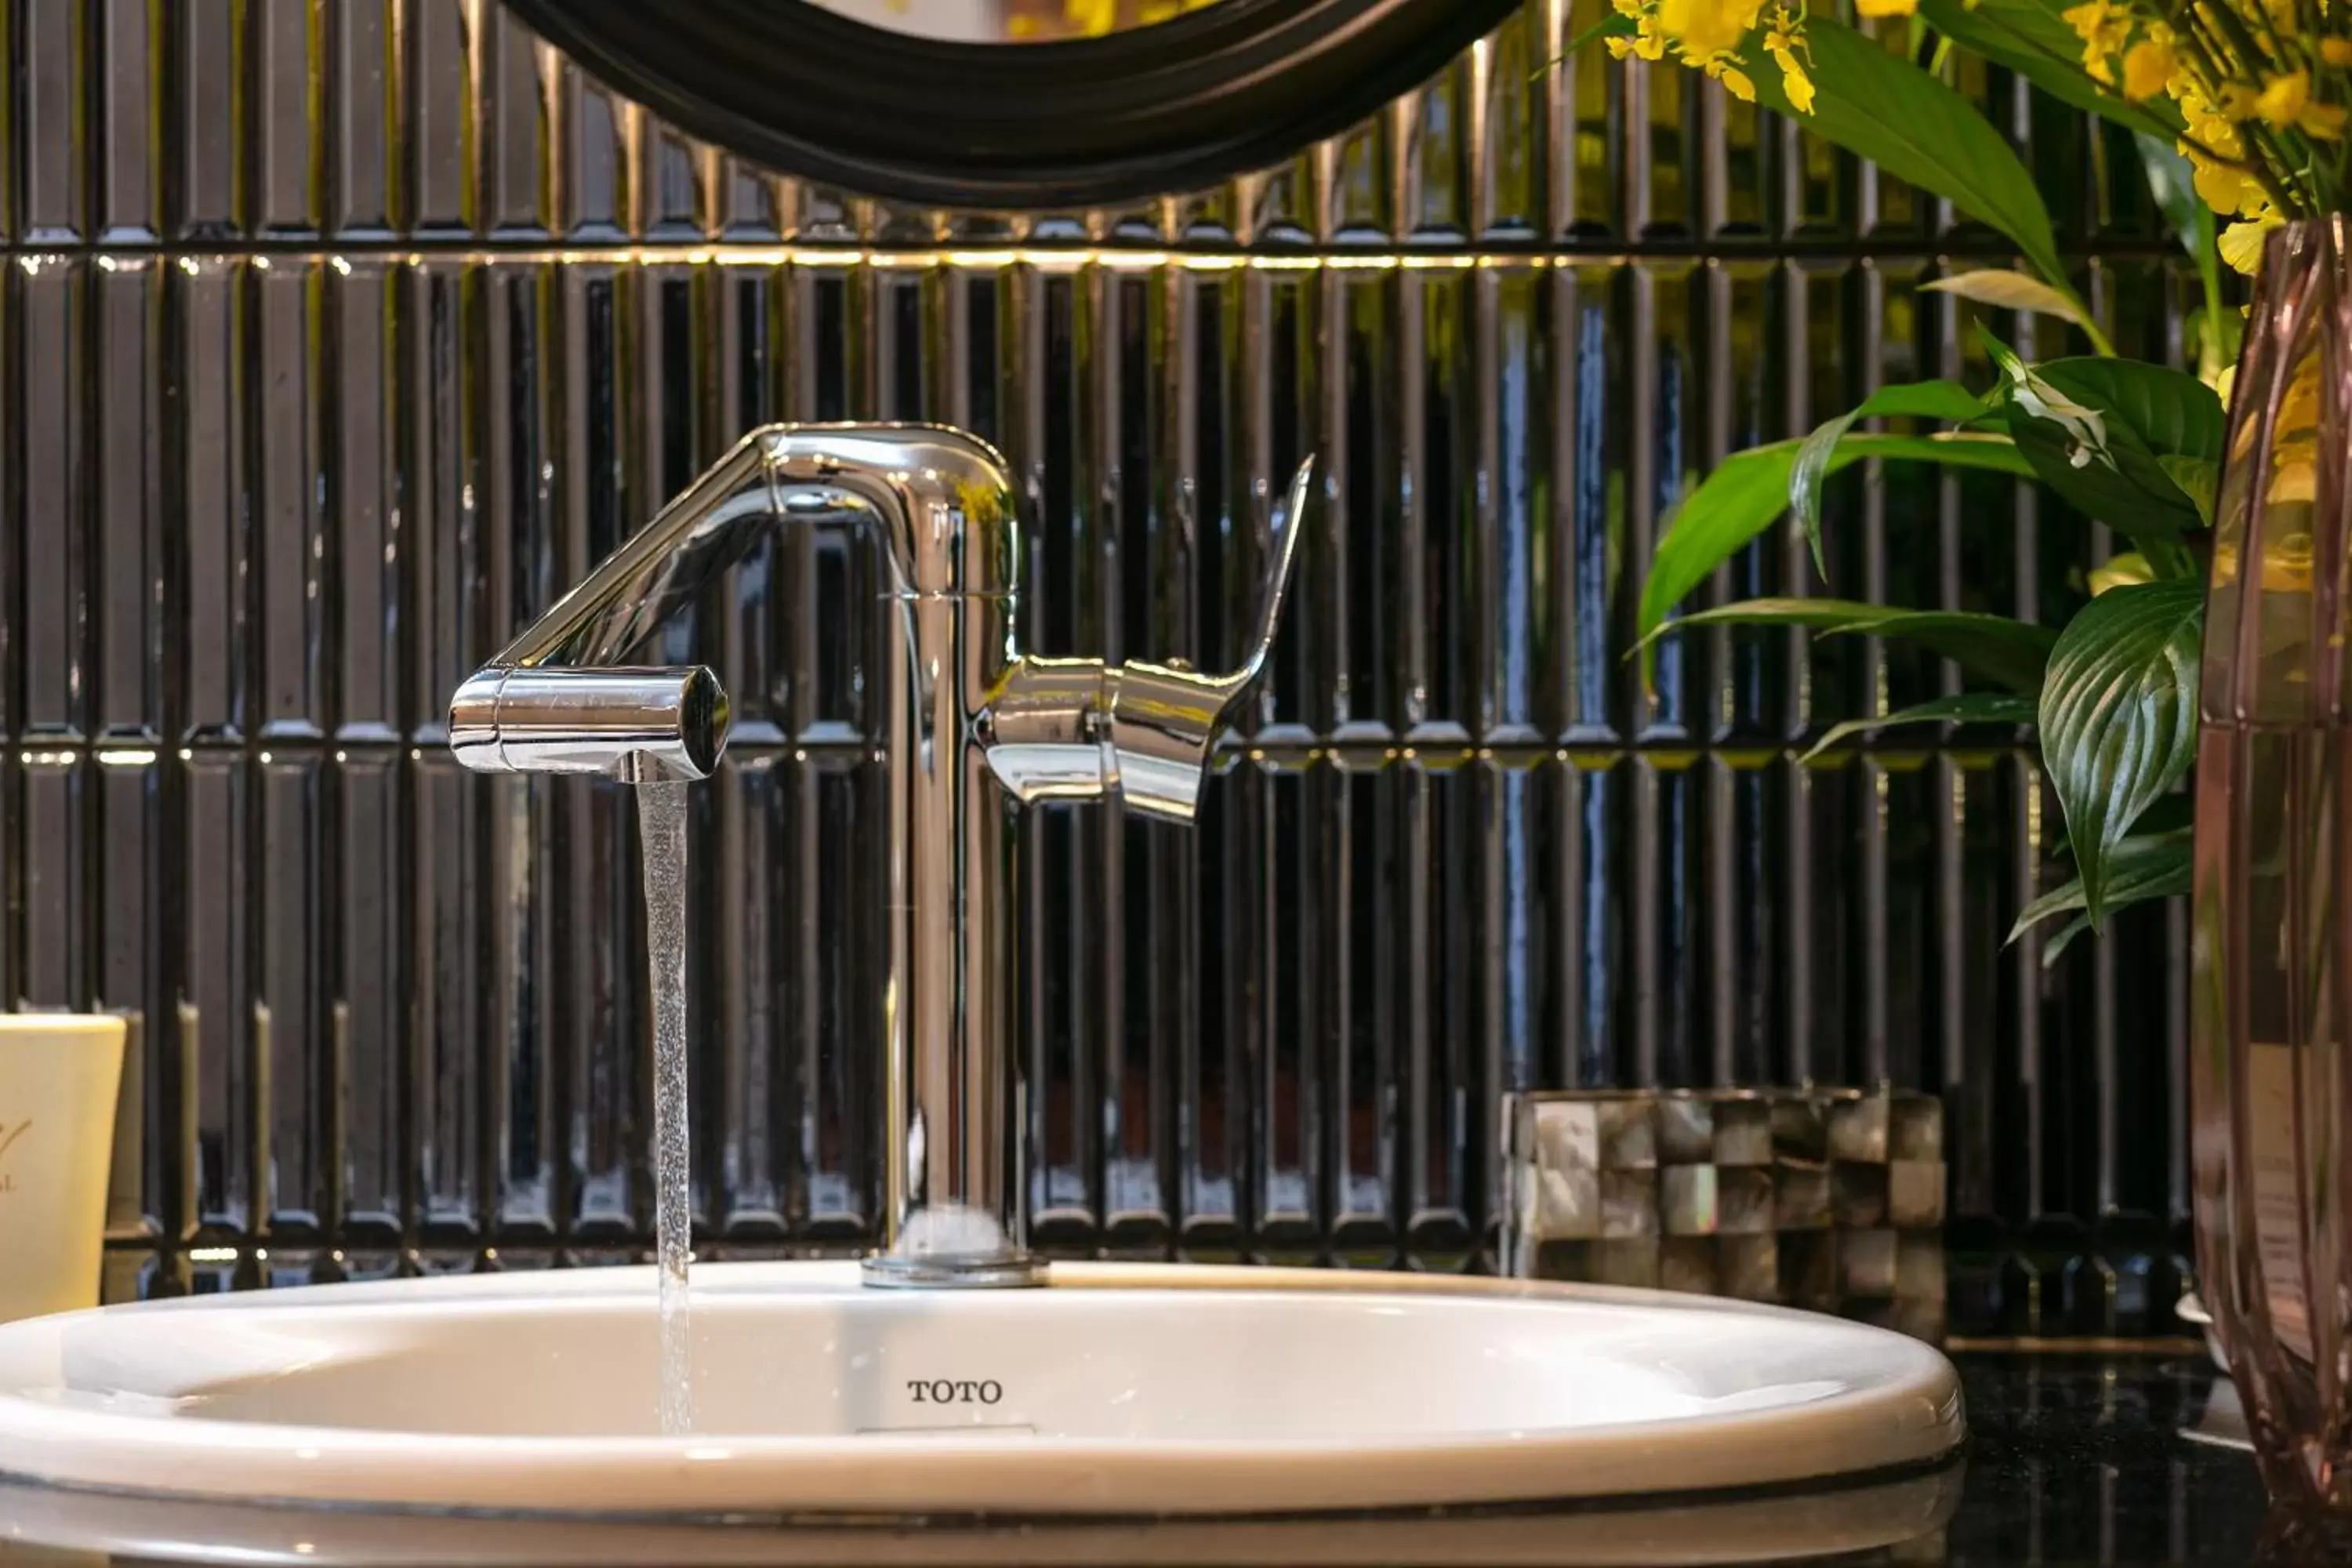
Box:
left=1108, top=456, right=1316, bottom=824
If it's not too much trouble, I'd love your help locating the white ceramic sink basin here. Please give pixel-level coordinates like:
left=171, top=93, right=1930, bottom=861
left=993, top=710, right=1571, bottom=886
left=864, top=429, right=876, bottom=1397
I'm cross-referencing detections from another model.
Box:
left=0, top=1262, right=1962, bottom=1518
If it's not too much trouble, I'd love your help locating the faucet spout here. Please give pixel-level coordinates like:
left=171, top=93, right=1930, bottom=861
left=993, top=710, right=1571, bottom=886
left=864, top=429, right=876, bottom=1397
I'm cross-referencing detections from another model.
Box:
left=446, top=423, right=1310, bottom=1289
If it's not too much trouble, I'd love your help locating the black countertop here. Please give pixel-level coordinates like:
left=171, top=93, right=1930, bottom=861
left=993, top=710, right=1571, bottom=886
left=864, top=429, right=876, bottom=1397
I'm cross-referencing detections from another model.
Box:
left=0, top=1352, right=2304, bottom=1566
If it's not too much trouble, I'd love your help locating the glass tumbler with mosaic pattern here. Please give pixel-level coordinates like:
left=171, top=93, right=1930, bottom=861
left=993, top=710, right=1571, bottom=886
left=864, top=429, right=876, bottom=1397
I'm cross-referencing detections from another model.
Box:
left=2194, top=215, right=2352, bottom=1508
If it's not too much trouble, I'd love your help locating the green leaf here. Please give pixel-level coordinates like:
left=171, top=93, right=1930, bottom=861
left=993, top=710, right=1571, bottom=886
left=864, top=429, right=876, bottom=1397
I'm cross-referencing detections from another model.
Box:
left=1790, top=379, right=1991, bottom=576
left=2157, top=455, right=2218, bottom=524
left=1742, top=20, right=2074, bottom=304
left=1801, top=691, right=2038, bottom=761
left=1638, top=432, right=2031, bottom=682
left=2009, top=829, right=2194, bottom=964
left=1848, top=608, right=2061, bottom=694
left=2038, top=576, right=2203, bottom=927
left=2047, top=787, right=2190, bottom=862
left=1918, top=0, right=2183, bottom=143
left=1984, top=340, right=2227, bottom=543
left=2038, top=359, right=2225, bottom=465
left=2088, top=550, right=2155, bottom=595
left=1642, top=598, right=2059, bottom=694
left=1923, top=270, right=2094, bottom=332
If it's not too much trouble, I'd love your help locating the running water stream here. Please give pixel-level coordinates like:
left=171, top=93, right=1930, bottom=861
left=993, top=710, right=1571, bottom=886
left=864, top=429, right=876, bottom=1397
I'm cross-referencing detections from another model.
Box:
left=637, top=779, right=694, bottom=1436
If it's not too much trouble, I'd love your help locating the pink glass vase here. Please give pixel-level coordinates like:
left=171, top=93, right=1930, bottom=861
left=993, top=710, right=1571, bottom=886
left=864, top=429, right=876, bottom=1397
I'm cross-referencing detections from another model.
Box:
left=2195, top=215, right=2352, bottom=1506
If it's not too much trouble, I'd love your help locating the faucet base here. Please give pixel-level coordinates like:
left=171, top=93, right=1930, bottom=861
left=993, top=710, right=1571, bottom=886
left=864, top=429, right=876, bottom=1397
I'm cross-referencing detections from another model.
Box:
left=858, top=1252, right=1048, bottom=1290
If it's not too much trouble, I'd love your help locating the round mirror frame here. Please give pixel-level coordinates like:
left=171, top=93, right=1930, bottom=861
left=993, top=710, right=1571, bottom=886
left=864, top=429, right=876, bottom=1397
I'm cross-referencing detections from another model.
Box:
left=499, top=0, right=1528, bottom=209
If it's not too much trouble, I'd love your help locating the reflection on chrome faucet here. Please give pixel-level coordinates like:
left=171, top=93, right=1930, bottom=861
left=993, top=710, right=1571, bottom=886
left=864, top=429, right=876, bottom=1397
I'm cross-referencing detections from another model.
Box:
left=449, top=424, right=1312, bottom=1287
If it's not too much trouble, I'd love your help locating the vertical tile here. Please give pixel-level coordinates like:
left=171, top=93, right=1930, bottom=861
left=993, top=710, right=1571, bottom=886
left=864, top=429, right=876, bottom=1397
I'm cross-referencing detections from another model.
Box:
left=1330, top=264, right=1393, bottom=736
left=1404, top=55, right=1472, bottom=244
left=177, top=256, right=249, bottom=742
left=1554, top=0, right=1620, bottom=239
left=1249, top=152, right=1320, bottom=247
left=95, top=755, right=163, bottom=1229
left=20, top=751, right=87, bottom=1007
left=175, top=0, right=241, bottom=238
left=408, top=0, right=480, bottom=235
left=329, top=0, right=396, bottom=238
left=17, top=255, right=89, bottom=740
left=413, top=750, right=485, bottom=1240
left=798, top=753, right=877, bottom=1240
left=717, top=155, right=784, bottom=240
left=1185, top=753, right=1250, bottom=1257
left=710, top=751, right=784, bottom=1236
left=1255, top=753, right=1323, bottom=1260
left=1634, top=261, right=1699, bottom=738
left=1557, top=263, right=1624, bottom=740
left=640, top=122, right=713, bottom=241
left=96, top=0, right=162, bottom=243
left=1324, top=116, right=1392, bottom=247
left=254, top=258, right=327, bottom=740
left=335, top=746, right=403, bottom=1243
left=1480, top=754, right=1553, bottom=1232
left=710, top=259, right=785, bottom=740
left=251, top=0, right=322, bottom=237
left=1333, top=757, right=1399, bottom=1264
left=565, top=776, right=641, bottom=1239
left=1404, top=750, right=1475, bottom=1265
left=1630, top=753, right=1700, bottom=1085
left=493, top=771, right=557, bottom=1238
left=184, top=750, right=252, bottom=1236
left=333, top=258, right=401, bottom=740
left=1475, top=15, right=1542, bottom=241
left=1480, top=261, right=1548, bottom=742
left=94, top=257, right=165, bottom=741
left=1409, top=262, right=1475, bottom=740
left=556, top=57, right=632, bottom=241
left=20, top=0, right=88, bottom=245
left=1565, top=752, right=1624, bottom=1086
left=257, top=751, right=325, bottom=1236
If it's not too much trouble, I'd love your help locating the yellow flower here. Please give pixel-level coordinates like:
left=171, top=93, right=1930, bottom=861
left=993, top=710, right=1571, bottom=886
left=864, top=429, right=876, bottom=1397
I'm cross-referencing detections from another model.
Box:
left=1770, top=48, right=1813, bottom=110
left=2220, top=211, right=2283, bottom=275
left=2184, top=147, right=2259, bottom=217
left=2121, top=38, right=2175, bottom=101
left=2252, top=71, right=2348, bottom=140
left=1655, top=0, right=1759, bottom=60
left=1853, top=0, right=1915, bottom=13
left=2061, top=0, right=2130, bottom=81
left=1710, top=60, right=1759, bottom=101
left=1762, top=5, right=1813, bottom=114
left=2178, top=85, right=2247, bottom=161
left=2257, top=71, right=2312, bottom=129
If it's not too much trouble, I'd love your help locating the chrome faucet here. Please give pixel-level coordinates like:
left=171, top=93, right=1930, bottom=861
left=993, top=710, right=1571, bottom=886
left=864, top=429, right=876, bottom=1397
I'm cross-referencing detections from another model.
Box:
left=448, top=425, right=1310, bottom=1288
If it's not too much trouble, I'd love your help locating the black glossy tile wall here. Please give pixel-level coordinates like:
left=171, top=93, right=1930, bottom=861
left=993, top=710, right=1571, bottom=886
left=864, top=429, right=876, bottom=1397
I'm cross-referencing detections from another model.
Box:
left=9, top=0, right=2188, bottom=1334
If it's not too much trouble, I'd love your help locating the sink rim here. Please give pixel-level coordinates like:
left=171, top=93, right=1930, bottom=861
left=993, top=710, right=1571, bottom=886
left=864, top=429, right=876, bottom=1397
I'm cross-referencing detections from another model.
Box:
left=0, top=1261, right=1965, bottom=1518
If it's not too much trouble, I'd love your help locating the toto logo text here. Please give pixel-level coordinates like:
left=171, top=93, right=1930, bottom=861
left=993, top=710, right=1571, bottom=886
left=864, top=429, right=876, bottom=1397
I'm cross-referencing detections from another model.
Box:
left=905, top=1378, right=1004, bottom=1406
left=0, top=1118, right=28, bottom=1194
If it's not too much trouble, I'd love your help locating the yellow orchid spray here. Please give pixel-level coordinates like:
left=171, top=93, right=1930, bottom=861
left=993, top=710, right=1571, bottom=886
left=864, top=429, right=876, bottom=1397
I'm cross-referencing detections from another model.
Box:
left=2056, top=0, right=2350, bottom=272
left=1575, top=0, right=2351, bottom=281
left=1602, top=0, right=1817, bottom=107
